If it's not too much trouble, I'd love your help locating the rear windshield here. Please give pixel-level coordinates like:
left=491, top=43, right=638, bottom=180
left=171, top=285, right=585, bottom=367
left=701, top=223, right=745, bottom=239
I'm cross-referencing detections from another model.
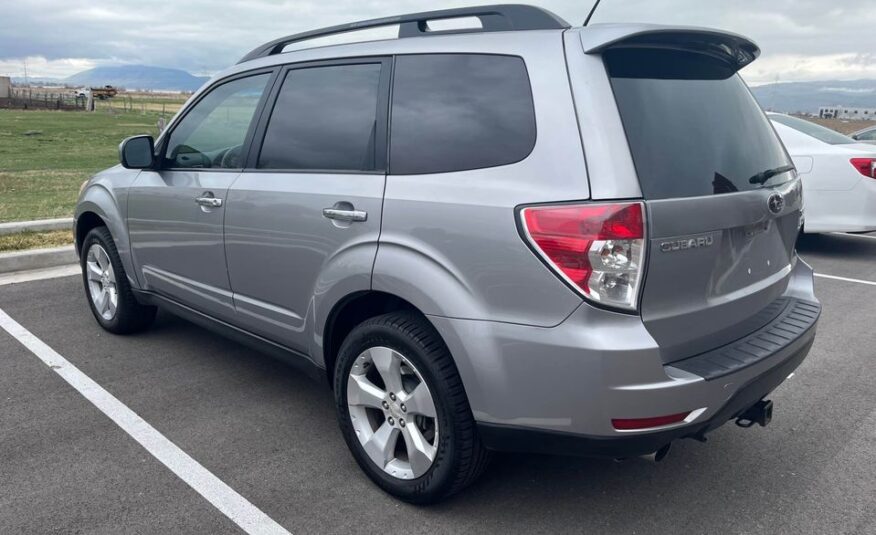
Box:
left=769, top=114, right=856, bottom=145
left=606, top=48, right=793, bottom=200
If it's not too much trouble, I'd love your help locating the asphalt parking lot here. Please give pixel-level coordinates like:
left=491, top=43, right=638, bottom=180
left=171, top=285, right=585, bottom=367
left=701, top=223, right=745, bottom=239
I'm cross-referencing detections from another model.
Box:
left=1, top=232, right=874, bottom=534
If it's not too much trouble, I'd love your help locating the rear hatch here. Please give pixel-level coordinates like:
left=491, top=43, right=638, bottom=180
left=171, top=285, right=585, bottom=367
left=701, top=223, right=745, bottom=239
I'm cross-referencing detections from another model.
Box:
left=598, top=32, right=803, bottom=362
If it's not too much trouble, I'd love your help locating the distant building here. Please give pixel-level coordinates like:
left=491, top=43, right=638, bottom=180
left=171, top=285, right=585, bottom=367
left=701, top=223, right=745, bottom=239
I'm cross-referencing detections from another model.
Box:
left=819, top=106, right=876, bottom=120
left=0, top=76, right=10, bottom=98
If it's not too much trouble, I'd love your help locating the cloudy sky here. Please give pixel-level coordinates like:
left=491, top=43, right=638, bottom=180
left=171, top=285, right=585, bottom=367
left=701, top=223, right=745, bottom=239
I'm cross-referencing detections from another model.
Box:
left=0, top=0, right=874, bottom=84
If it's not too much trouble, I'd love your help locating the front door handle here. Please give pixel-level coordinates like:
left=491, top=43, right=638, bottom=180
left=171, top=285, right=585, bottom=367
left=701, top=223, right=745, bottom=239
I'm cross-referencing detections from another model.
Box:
left=322, top=208, right=367, bottom=222
left=195, top=196, right=223, bottom=208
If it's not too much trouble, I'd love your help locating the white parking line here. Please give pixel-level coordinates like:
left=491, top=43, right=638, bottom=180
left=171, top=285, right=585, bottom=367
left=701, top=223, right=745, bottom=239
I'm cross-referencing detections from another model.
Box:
left=815, top=273, right=876, bottom=287
left=0, top=264, right=80, bottom=286
left=0, top=307, right=292, bottom=535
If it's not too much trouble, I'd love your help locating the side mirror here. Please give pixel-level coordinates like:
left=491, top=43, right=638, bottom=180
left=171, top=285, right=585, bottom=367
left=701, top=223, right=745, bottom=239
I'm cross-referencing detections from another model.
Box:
left=851, top=134, right=859, bottom=140
left=119, top=135, right=155, bottom=169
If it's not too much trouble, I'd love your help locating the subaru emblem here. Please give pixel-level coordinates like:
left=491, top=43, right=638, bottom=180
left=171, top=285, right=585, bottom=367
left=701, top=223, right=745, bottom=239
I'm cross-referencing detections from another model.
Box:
left=767, top=192, right=784, bottom=215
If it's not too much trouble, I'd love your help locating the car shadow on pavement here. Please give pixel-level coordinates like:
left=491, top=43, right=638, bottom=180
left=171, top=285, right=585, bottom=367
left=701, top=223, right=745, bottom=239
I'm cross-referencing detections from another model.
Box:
left=146, top=310, right=752, bottom=530
left=4, top=274, right=867, bottom=534
left=38, top=281, right=859, bottom=534
left=420, top=423, right=842, bottom=534
left=797, top=232, right=876, bottom=258
left=143, top=309, right=833, bottom=533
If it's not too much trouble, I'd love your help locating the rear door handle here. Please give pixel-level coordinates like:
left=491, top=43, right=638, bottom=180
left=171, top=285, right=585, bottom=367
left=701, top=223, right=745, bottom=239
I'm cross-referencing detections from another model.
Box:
left=322, top=208, right=367, bottom=222
left=195, top=196, right=223, bottom=208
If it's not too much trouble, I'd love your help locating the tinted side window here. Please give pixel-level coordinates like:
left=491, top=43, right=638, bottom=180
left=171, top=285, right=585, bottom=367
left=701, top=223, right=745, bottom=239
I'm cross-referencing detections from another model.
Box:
left=165, top=74, right=269, bottom=169
left=258, top=63, right=383, bottom=171
left=390, top=54, right=536, bottom=175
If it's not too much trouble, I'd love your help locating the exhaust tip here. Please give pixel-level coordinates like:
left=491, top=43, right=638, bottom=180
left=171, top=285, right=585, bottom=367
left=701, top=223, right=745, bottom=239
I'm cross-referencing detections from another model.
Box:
left=640, top=443, right=672, bottom=463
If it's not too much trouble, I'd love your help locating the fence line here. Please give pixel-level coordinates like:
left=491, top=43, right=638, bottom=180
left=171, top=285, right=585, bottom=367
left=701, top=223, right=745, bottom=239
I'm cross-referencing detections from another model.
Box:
left=1, top=88, right=189, bottom=115
left=1, top=89, right=86, bottom=110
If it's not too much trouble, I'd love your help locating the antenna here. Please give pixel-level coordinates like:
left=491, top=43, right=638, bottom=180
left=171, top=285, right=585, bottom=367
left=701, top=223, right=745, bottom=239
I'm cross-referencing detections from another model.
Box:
left=584, top=0, right=603, bottom=26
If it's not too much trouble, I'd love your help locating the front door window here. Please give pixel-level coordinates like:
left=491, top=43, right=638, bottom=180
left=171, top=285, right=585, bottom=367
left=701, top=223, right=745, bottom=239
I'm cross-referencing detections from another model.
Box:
left=164, top=74, right=270, bottom=169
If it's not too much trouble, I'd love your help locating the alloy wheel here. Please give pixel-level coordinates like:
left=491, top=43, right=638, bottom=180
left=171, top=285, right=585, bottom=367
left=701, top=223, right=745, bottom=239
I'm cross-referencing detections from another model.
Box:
left=347, top=346, right=439, bottom=480
left=85, top=243, right=118, bottom=321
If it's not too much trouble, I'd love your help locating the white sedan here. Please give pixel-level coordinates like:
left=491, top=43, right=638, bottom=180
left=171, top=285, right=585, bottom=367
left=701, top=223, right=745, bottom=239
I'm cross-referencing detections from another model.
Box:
left=768, top=113, right=876, bottom=234
left=850, top=125, right=876, bottom=145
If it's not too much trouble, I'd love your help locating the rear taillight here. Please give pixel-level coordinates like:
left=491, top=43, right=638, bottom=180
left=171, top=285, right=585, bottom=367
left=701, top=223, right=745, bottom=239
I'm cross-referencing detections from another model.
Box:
left=520, top=202, right=646, bottom=311
left=850, top=158, right=876, bottom=178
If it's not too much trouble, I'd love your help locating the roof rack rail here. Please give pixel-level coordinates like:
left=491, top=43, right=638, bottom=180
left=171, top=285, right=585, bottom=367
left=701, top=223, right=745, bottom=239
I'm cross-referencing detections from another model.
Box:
left=237, top=4, right=570, bottom=64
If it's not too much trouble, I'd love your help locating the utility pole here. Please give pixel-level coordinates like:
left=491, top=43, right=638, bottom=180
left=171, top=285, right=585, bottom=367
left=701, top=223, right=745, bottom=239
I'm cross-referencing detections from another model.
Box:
left=23, top=58, right=31, bottom=101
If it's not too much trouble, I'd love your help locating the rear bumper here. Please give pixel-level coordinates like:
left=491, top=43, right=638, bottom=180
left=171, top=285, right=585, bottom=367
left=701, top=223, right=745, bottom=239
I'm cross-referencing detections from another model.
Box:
left=429, top=259, right=819, bottom=456
left=477, top=331, right=813, bottom=458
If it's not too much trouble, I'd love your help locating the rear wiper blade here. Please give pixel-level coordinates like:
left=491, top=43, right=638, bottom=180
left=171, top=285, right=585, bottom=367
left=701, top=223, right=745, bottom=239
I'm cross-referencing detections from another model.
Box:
left=748, top=164, right=795, bottom=185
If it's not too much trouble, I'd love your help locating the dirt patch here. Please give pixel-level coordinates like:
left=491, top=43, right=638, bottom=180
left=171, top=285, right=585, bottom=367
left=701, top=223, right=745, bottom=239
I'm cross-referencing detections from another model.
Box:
left=800, top=116, right=876, bottom=135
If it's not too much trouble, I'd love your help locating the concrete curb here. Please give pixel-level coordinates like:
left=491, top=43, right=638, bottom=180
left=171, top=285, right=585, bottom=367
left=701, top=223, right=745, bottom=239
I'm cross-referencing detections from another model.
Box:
left=0, top=246, right=78, bottom=274
left=0, top=217, right=74, bottom=236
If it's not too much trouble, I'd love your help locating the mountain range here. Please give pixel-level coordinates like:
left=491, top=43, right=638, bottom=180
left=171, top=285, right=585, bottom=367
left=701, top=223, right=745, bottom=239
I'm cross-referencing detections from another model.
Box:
left=750, top=79, right=876, bottom=113
left=63, top=65, right=209, bottom=92
left=9, top=64, right=876, bottom=112
left=12, top=65, right=209, bottom=92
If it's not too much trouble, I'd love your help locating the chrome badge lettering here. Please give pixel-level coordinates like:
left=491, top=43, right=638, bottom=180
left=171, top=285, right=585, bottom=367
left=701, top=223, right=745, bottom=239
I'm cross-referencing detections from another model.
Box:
left=660, top=235, right=714, bottom=253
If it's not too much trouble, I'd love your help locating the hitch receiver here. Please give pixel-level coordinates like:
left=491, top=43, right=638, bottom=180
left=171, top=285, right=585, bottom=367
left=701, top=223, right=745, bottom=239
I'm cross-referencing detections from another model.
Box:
left=736, top=399, right=773, bottom=428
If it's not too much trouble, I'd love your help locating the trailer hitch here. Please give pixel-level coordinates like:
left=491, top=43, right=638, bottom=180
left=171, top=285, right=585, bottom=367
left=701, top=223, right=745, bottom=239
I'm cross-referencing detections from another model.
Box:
left=736, top=399, right=773, bottom=428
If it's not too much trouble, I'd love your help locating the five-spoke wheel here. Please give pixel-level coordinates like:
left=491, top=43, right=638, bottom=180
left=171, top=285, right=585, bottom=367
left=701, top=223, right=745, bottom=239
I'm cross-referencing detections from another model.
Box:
left=80, top=226, right=156, bottom=334
left=85, top=243, right=118, bottom=321
left=347, top=346, right=439, bottom=480
left=335, top=311, right=490, bottom=503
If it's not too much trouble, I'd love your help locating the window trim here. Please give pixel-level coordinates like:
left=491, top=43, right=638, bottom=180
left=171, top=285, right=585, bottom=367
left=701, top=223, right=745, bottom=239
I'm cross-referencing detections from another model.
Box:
left=156, top=67, right=280, bottom=173
left=244, top=56, right=393, bottom=174
left=387, top=52, right=537, bottom=176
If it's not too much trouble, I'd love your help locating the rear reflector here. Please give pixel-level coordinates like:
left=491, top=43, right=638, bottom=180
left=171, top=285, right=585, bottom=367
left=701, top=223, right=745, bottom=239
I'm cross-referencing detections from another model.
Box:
left=519, top=202, right=646, bottom=311
left=850, top=158, right=876, bottom=178
left=612, top=411, right=691, bottom=431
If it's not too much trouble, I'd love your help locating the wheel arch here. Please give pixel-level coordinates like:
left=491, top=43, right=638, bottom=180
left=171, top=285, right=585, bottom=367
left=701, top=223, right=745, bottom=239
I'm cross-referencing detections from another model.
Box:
left=75, top=183, right=139, bottom=289
left=321, top=290, right=425, bottom=388
left=74, top=211, right=107, bottom=254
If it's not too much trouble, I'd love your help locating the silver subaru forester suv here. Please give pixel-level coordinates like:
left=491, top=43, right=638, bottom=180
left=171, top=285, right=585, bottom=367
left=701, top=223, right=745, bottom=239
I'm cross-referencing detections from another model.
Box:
left=74, top=5, right=820, bottom=503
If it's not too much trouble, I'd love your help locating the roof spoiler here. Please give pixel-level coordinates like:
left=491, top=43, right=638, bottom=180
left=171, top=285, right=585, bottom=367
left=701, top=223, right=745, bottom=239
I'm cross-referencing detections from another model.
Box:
left=582, top=25, right=760, bottom=71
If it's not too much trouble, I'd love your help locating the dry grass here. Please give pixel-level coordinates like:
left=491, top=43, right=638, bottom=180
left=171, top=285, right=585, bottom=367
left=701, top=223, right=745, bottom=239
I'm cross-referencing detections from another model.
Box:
left=0, top=230, right=74, bottom=252
left=95, top=92, right=190, bottom=114
left=802, top=117, right=876, bottom=135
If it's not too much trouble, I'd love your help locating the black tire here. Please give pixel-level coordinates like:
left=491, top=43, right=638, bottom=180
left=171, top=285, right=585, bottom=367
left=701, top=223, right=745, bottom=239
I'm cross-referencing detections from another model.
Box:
left=80, top=226, right=156, bottom=334
left=334, top=311, right=490, bottom=504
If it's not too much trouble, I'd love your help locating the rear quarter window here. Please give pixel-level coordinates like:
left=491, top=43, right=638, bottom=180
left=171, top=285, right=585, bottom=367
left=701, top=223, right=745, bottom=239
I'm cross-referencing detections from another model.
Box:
left=389, top=54, right=536, bottom=175
left=257, top=63, right=383, bottom=171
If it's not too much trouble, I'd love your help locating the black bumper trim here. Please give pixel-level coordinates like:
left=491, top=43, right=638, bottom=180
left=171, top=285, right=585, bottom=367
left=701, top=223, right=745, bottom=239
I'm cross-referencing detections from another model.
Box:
left=477, top=336, right=814, bottom=458
left=670, top=298, right=821, bottom=380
